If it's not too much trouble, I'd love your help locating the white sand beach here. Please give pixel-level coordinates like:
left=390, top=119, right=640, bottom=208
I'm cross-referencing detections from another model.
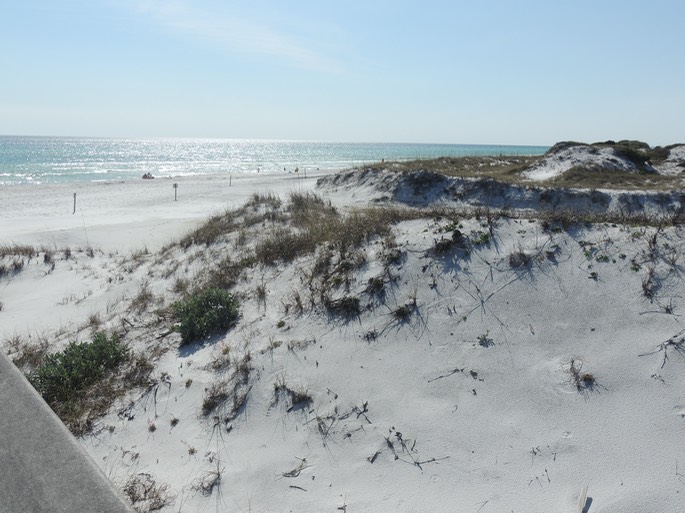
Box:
left=2, top=161, right=685, bottom=513
left=0, top=172, right=322, bottom=252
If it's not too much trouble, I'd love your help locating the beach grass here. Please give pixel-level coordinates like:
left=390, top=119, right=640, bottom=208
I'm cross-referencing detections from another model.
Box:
left=546, top=166, right=679, bottom=190
left=375, top=155, right=538, bottom=183
left=368, top=151, right=684, bottom=190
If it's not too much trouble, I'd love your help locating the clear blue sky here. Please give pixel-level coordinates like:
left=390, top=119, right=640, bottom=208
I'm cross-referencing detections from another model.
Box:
left=1, top=0, right=683, bottom=145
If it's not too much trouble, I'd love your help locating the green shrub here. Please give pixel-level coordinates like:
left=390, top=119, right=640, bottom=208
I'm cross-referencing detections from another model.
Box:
left=29, top=333, right=129, bottom=406
left=28, top=333, right=130, bottom=433
left=173, top=288, right=240, bottom=345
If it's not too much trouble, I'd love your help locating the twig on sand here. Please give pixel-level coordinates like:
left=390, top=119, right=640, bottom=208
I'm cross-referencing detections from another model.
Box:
left=428, top=367, right=464, bottom=383
left=282, top=458, right=308, bottom=478
left=413, top=456, right=449, bottom=470
left=353, top=401, right=372, bottom=424
left=367, top=450, right=380, bottom=464
left=638, top=329, right=685, bottom=368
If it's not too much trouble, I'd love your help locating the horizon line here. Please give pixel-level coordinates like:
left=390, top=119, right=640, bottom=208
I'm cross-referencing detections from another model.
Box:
left=0, top=134, right=552, bottom=147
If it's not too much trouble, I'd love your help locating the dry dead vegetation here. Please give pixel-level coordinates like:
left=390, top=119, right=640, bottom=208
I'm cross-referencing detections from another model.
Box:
left=164, top=191, right=431, bottom=304
left=0, top=244, right=84, bottom=280
left=124, top=472, right=175, bottom=513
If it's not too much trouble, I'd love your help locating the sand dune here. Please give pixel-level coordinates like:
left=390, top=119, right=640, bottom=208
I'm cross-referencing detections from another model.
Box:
left=2, top=164, right=685, bottom=512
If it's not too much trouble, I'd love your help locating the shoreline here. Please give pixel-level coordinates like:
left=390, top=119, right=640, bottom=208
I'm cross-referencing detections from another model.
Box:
left=0, top=136, right=550, bottom=186
left=1, top=171, right=324, bottom=252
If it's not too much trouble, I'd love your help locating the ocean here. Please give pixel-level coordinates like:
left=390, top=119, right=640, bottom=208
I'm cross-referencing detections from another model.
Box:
left=0, top=136, right=548, bottom=185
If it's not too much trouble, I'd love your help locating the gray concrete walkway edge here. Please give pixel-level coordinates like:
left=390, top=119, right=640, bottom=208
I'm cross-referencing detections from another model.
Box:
left=0, top=352, right=133, bottom=513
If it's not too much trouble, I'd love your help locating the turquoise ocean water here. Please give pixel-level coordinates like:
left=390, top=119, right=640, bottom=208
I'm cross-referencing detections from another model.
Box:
left=0, top=136, right=548, bottom=185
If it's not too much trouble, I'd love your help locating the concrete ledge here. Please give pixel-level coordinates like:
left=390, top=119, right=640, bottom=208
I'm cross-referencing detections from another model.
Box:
left=0, top=352, right=133, bottom=513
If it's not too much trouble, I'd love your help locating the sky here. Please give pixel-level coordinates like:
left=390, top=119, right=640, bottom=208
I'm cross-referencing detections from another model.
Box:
left=1, top=0, right=683, bottom=145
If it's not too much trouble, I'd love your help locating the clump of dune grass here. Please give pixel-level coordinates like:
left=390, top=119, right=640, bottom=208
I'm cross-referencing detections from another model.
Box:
left=0, top=258, right=25, bottom=278
left=174, top=192, right=435, bottom=285
left=180, top=210, right=239, bottom=249
left=178, top=194, right=286, bottom=250
left=0, top=244, right=35, bottom=259
left=244, top=192, right=282, bottom=210
left=201, top=352, right=251, bottom=418
left=376, top=155, right=539, bottom=183
left=272, top=377, right=313, bottom=412
left=198, top=255, right=255, bottom=292
left=5, top=334, right=50, bottom=372
left=509, top=247, right=532, bottom=269
left=324, top=295, right=361, bottom=319
left=546, top=166, right=677, bottom=190
left=130, top=282, right=155, bottom=314
left=254, top=227, right=316, bottom=265
left=255, top=193, right=422, bottom=265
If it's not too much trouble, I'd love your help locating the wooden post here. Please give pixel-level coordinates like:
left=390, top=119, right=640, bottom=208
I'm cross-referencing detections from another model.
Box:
left=73, top=193, right=76, bottom=214
left=173, top=183, right=178, bottom=201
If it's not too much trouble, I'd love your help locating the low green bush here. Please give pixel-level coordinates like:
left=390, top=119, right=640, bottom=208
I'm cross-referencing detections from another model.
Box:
left=29, top=333, right=129, bottom=406
left=174, top=288, right=240, bottom=345
left=28, top=333, right=130, bottom=433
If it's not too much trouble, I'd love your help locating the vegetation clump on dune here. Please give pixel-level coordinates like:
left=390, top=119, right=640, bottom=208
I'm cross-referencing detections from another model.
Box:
left=350, top=140, right=685, bottom=191
left=173, top=288, right=240, bottom=346
left=27, top=333, right=151, bottom=434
